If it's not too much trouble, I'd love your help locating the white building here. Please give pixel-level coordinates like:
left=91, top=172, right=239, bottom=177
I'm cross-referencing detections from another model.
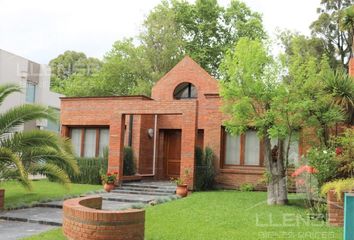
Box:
left=0, top=49, right=63, bottom=132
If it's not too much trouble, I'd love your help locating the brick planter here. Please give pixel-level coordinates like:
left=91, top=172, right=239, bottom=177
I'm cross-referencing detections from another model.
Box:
left=63, top=196, right=145, bottom=240
left=327, top=190, right=344, bottom=226
left=0, top=189, right=4, bottom=210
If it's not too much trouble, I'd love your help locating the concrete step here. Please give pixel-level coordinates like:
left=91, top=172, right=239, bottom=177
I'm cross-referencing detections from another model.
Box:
left=122, top=182, right=176, bottom=191
left=100, top=192, right=160, bottom=204
left=0, top=207, right=62, bottom=226
left=113, top=188, right=175, bottom=195
left=120, top=185, right=175, bottom=193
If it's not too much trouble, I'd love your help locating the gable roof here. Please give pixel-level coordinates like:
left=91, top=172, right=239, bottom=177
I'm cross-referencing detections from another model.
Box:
left=151, top=56, right=219, bottom=100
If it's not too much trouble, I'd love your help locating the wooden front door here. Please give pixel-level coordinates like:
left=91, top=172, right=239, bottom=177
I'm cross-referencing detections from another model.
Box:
left=164, top=130, right=182, bottom=179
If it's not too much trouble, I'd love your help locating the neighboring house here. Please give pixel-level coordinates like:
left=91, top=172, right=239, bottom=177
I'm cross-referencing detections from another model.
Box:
left=0, top=49, right=63, bottom=132
left=59, top=56, right=354, bottom=189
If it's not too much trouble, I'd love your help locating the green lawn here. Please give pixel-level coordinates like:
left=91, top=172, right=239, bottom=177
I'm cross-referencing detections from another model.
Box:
left=1, top=180, right=102, bottom=209
left=22, top=191, right=343, bottom=240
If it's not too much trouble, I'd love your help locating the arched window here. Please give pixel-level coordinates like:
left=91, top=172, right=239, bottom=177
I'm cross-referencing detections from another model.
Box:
left=173, top=82, right=197, bottom=99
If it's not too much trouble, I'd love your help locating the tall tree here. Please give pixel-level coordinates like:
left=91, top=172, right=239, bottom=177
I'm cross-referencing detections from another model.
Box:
left=310, top=0, right=353, bottom=69
left=49, top=51, right=101, bottom=93
left=140, top=0, right=185, bottom=78
left=141, top=0, right=266, bottom=77
left=220, top=38, right=288, bottom=205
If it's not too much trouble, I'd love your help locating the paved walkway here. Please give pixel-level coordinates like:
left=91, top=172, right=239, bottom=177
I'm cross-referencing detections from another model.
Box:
left=0, top=181, right=176, bottom=240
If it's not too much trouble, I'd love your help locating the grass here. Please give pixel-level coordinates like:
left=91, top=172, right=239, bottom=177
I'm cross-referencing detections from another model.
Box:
left=21, top=191, right=343, bottom=240
left=1, top=179, right=102, bottom=209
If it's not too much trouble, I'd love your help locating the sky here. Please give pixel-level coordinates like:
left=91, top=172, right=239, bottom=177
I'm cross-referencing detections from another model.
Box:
left=0, top=0, right=320, bottom=64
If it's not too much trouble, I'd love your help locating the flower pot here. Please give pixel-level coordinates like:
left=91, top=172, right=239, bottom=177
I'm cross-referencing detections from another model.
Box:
left=103, top=183, right=115, bottom=192
left=176, top=184, right=188, bottom=198
left=0, top=189, right=4, bottom=210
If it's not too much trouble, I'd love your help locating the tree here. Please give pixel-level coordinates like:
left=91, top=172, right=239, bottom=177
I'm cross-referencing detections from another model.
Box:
left=310, top=0, right=353, bottom=69
left=141, top=0, right=266, bottom=77
left=220, top=38, right=288, bottom=205
left=0, top=84, right=79, bottom=190
left=277, top=31, right=339, bottom=69
left=99, top=39, right=154, bottom=96
left=140, top=0, right=185, bottom=77
left=340, top=5, right=354, bottom=55
left=49, top=51, right=101, bottom=93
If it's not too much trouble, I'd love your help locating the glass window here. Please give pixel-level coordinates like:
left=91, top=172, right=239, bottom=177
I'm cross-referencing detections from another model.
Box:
left=98, top=129, right=109, bottom=157
left=224, top=133, right=240, bottom=165
left=244, top=130, right=260, bottom=165
left=270, top=135, right=299, bottom=165
left=26, top=82, right=36, bottom=103
left=173, top=82, right=197, bottom=99
left=84, top=129, right=96, bottom=157
left=70, top=129, right=82, bottom=156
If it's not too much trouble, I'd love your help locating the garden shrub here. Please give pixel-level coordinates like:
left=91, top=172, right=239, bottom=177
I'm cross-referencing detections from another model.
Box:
left=123, top=146, right=136, bottom=176
left=321, top=178, right=354, bottom=200
left=68, top=157, right=108, bottom=185
left=306, top=147, right=337, bottom=187
left=334, top=129, right=354, bottom=178
left=239, top=183, right=255, bottom=192
left=195, top=147, right=215, bottom=191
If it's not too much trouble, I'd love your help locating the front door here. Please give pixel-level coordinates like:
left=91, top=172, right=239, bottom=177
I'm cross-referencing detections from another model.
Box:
left=164, top=129, right=181, bottom=179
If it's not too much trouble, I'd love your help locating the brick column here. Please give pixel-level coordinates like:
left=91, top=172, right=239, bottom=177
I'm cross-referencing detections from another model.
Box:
left=181, top=104, right=197, bottom=190
left=61, top=125, right=69, bottom=137
left=327, top=190, right=344, bottom=226
left=108, top=114, right=125, bottom=183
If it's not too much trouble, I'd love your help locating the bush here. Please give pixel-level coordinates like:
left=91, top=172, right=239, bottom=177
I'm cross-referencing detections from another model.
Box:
left=195, top=147, right=215, bottom=191
left=239, top=183, right=255, bottom=192
left=321, top=178, right=354, bottom=200
left=68, top=157, right=108, bottom=185
left=306, top=147, right=337, bottom=187
left=334, top=128, right=354, bottom=178
left=123, top=147, right=136, bottom=176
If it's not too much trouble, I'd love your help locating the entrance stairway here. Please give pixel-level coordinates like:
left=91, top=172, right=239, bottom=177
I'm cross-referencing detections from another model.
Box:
left=0, top=181, right=177, bottom=239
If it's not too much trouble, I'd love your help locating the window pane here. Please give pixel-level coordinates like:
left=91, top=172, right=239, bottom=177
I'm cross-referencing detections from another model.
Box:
left=245, top=130, right=260, bottom=165
left=26, top=82, right=36, bottom=103
left=225, top=132, right=240, bottom=165
left=70, top=129, right=82, bottom=156
left=84, top=129, right=96, bottom=157
left=99, top=129, right=109, bottom=157
left=285, top=136, right=299, bottom=165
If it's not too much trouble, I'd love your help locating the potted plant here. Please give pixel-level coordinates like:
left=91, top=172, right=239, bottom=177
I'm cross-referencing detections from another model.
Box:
left=101, top=171, right=118, bottom=192
left=172, top=168, right=191, bottom=198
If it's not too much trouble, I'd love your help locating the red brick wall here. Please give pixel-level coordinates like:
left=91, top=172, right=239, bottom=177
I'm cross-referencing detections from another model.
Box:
left=327, top=190, right=344, bottom=227
left=61, top=97, right=197, bottom=189
left=63, top=196, right=145, bottom=240
left=349, top=58, right=354, bottom=77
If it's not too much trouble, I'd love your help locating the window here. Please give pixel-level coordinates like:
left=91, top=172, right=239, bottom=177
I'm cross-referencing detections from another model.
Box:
left=44, top=108, right=60, bottom=132
left=222, top=128, right=262, bottom=167
left=98, top=129, right=109, bottom=157
left=224, top=133, right=241, bottom=165
left=70, top=127, right=109, bottom=157
left=71, top=129, right=82, bottom=156
left=173, top=82, right=197, bottom=99
left=26, top=82, right=36, bottom=103
left=271, top=134, right=300, bottom=165
left=244, top=130, right=260, bottom=165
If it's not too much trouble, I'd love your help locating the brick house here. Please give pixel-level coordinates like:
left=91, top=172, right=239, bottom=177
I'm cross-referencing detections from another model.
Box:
left=60, top=56, right=309, bottom=189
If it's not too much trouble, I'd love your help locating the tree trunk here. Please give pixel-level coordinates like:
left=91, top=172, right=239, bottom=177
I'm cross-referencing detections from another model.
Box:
left=264, top=135, right=276, bottom=205
left=264, top=134, right=288, bottom=205
left=276, top=139, right=288, bottom=205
